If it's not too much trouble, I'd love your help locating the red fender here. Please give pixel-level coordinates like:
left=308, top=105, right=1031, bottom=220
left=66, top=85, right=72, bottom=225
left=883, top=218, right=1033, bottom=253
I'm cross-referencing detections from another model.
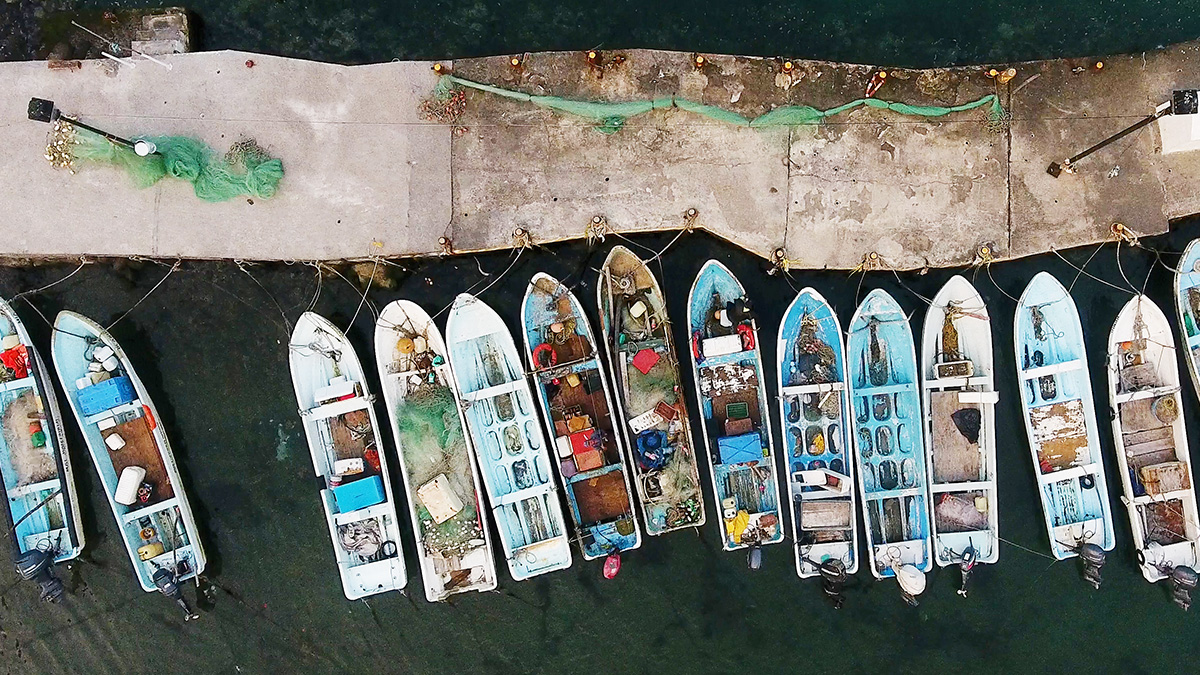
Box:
left=736, top=323, right=755, bottom=351
left=532, top=343, right=557, bottom=368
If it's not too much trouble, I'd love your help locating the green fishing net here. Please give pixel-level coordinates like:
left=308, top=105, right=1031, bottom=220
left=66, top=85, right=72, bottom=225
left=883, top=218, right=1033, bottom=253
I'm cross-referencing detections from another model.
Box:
left=67, top=126, right=285, bottom=202
left=436, top=74, right=1006, bottom=134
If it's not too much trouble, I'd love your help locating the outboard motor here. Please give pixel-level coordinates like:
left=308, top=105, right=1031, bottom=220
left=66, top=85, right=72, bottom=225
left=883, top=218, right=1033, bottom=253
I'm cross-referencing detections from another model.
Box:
left=814, top=558, right=848, bottom=609
left=153, top=566, right=199, bottom=621
left=1169, top=566, right=1198, bottom=611
left=15, top=549, right=64, bottom=602
left=746, top=545, right=762, bottom=571
left=1078, top=542, right=1106, bottom=590
left=956, top=547, right=977, bottom=598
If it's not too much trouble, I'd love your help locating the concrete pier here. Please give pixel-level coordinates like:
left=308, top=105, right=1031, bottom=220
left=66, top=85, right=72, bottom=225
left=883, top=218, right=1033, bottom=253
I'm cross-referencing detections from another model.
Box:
left=3, top=42, right=1200, bottom=268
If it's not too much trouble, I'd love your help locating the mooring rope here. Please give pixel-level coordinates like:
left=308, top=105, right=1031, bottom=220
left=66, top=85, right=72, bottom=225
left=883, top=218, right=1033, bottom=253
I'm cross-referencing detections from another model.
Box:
left=105, top=260, right=181, bottom=331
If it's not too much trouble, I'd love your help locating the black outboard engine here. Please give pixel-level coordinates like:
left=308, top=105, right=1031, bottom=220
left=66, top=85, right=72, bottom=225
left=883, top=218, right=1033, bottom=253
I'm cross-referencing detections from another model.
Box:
left=1078, top=542, right=1106, bottom=590
left=815, top=558, right=848, bottom=609
left=1169, top=566, right=1198, bottom=611
left=746, top=544, right=762, bottom=571
left=956, top=547, right=977, bottom=598
left=153, top=566, right=199, bottom=621
left=15, top=549, right=64, bottom=602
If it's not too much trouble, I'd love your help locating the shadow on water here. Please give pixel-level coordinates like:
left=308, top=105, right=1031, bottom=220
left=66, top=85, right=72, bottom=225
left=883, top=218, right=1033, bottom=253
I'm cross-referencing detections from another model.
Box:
left=0, top=221, right=1196, bottom=670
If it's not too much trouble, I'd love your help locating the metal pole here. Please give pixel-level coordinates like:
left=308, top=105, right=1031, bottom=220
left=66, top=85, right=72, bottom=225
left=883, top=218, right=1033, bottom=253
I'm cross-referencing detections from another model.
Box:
left=1047, top=106, right=1170, bottom=177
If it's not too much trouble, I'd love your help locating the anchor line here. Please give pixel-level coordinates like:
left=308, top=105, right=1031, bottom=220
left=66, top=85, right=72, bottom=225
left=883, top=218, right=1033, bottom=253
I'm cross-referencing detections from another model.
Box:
left=346, top=256, right=381, bottom=332
left=998, top=536, right=1058, bottom=561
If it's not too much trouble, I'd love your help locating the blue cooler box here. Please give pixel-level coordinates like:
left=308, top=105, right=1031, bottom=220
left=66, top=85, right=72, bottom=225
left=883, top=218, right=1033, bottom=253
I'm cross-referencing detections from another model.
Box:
left=332, top=475, right=386, bottom=513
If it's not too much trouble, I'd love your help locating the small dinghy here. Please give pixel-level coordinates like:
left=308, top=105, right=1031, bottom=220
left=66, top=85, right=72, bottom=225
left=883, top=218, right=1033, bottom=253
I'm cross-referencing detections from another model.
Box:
left=687, top=260, right=783, bottom=556
left=1015, top=272, right=1114, bottom=586
left=523, top=274, right=641, bottom=563
left=920, top=275, right=999, bottom=597
left=374, top=300, right=497, bottom=602
left=289, top=312, right=406, bottom=600
left=777, top=288, right=857, bottom=600
left=0, top=297, right=83, bottom=602
left=596, top=246, right=705, bottom=536
left=52, top=311, right=206, bottom=618
left=1107, top=294, right=1199, bottom=609
left=446, top=293, right=572, bottom=581
left=847, top=290, right=931, bottom=603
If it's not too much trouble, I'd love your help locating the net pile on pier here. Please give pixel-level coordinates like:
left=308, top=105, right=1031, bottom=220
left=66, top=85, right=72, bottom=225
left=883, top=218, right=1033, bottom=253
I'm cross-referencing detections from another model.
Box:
left=49, top=124, right=285, bottom=202
left=435, top=74, right=1006, bottom=134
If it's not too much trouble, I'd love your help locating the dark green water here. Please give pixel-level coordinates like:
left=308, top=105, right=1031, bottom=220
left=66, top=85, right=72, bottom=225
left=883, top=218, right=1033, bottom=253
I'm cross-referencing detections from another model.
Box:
left=0, top=223, right=1198, bottom=673
left=67, top=0, right=1200, bottom=65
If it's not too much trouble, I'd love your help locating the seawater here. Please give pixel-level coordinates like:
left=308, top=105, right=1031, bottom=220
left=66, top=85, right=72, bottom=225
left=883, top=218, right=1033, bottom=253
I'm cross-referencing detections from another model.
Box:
left=0, top=223, right=1197, bottom=672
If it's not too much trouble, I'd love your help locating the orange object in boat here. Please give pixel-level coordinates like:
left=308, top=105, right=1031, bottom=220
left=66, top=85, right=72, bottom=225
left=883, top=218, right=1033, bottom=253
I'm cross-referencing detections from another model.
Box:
left=865, top=70, right=887, bottom=97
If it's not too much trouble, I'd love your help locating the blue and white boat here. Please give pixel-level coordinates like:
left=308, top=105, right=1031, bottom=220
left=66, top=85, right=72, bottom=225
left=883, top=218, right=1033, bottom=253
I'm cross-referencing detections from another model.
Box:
left=847, top=289, right=931, bottom=602
left=687, top=260, right=783, bottom=555
left=446, top=293, right=572, bottom=580
left=0, top=297, right=83, bottom=600
left=289, top=312, right=407, bottom=600
left=596, top=246, right=705, bottom=536
left=522, top=273, right=641, bottom=562
left=374, top=300, right=498, bottom=602
left=776, top=288, right=858, bottom=582
left=1106, top=293, right=1198, bottom=608
left=1015, top=272, right=1114, bottom=583
left=920, top=275, right=999, bottom=596
left=1174, top=238, right=1200, bottom=407
left=52, top=311, right=206, bottom=616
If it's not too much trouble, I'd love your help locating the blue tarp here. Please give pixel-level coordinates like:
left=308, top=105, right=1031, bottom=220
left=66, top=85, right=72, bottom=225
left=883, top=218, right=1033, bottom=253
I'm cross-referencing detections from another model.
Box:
left=718, top=432, right=762, bottom=464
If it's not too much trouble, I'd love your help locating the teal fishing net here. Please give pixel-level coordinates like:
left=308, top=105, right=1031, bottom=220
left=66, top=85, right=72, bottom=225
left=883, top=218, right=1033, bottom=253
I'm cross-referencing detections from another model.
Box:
left=64, top=126, right=285, bottom=202
left=435, top=74, right=1006, bottom=134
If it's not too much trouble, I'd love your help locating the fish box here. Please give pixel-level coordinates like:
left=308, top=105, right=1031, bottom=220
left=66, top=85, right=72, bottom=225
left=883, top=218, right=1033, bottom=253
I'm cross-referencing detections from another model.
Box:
left=332, top=475, right=386, bottom=513
left=78, top=375, right=136, bottom=416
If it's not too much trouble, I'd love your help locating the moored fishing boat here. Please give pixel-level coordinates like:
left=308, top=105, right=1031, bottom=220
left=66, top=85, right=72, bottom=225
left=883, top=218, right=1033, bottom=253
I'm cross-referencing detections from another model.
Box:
left=847, top=289, right=931, bottom=603
left=290, top=312, right=407, bottom=600
left=1174, top=239, right=1200, bottom=403
left=52, top=311, right=206, bottom=618
left=446, top=293, right=572, bottom=581
left=920, top=275, right=999, bottom=597
left=1106, top=294, right=1199, bottom=609
left=374, top=300, right=497, bottom=602
left=523, top=273, right=641, bottom=567
left=687, top=260, right=783, bottom=559
left=596, top=246, right=705, bottom=536
left=777, top=288, right=856, bottom=602
left=1015, top=272, right=1114, bottom=587
left=0, top=297, right=83, bottom=601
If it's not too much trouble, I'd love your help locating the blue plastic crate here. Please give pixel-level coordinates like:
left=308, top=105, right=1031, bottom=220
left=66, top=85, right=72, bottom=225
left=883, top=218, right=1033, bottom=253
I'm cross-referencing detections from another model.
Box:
left=78, top=376, right=136, bottom=416
left=332, top=475, right=386, bottom=513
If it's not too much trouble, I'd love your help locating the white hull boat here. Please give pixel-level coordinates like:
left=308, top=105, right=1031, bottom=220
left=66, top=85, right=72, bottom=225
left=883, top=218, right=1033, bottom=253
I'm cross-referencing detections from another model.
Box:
left=445, top=293, right=572, bottom=581
left=1107, top=294, right=1199, bottom=608
left=1015, top=272, right=1114, bottom=587
left=52, top=311, right=206, bottom=617
left=920, top=275, right=999, bottom=597
left=290, top=312, right=407, bottom=600
left=374, top=300, right=498, bottom=602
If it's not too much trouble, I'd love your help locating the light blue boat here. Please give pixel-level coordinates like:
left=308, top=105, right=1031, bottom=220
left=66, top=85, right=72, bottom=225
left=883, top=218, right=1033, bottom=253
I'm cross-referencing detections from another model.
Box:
left=847, top=289, right=931, bottom=600
left=0, top=297, right=83, bottom=599
left=522, top=273, right=641, bottom=561
left=1174, top=239, right=1200, bottom=406
left=51, top=311, right=206, bottom=614
left=446, top=293, right=573, bottom=580
left=687, top=260, right=784, bottom=553
left=1015, top=272, right=1115, bottom=568
left=777, top=288, right=858, bottom=580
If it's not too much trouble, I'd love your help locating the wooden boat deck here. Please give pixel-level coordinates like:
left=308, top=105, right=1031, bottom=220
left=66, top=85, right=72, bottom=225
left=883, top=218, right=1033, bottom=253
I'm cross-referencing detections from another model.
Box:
left=330, top=409, right=375, bottom=462
left=929, top=392, right=983, bottom=483
left=574, top=471, right=632, bottom=523
left=102, top=414, right=174, bottom=507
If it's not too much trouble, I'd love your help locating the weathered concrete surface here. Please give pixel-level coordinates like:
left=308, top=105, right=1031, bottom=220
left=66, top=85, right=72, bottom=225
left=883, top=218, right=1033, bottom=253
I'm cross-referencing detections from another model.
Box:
left=448, top=45, right=1194, bottom=269
left=0, top=51, right=450, bottom=260
left=5, top=43, right=1200, bottom=267
left=1009, top=44, right=1200, bottom=258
